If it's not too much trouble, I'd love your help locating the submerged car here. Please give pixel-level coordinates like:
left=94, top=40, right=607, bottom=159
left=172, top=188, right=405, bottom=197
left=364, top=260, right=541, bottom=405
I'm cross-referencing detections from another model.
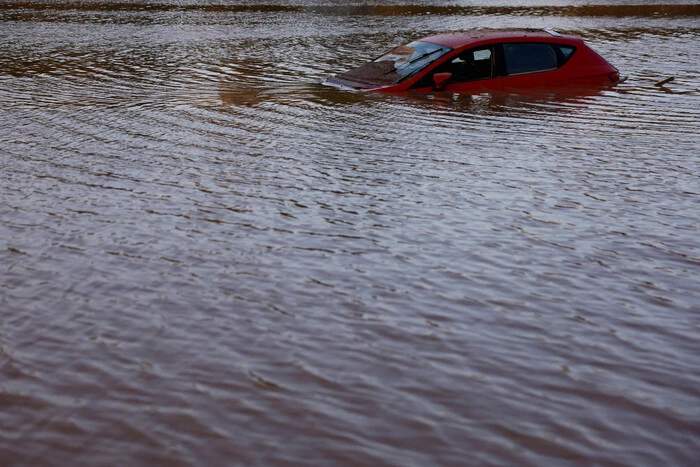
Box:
left=324, top=29, right=620, bottom=93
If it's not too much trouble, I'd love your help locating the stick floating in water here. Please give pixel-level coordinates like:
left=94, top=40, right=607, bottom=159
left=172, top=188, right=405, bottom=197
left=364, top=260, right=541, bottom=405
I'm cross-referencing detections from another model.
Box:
left=654, top=77, right=675, bottom=87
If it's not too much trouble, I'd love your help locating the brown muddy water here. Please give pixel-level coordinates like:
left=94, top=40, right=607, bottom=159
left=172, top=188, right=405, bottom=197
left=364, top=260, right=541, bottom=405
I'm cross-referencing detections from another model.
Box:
left=1, top=1, right=700, bottom=465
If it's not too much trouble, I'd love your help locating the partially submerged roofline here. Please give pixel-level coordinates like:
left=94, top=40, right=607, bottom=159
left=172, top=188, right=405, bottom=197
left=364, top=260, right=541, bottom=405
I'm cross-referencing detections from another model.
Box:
left=419, top=28, right=579, bottom=49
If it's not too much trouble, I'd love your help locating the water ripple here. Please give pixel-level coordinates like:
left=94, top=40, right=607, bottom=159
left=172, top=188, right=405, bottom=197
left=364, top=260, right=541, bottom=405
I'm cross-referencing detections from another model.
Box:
left=2, top=1, right=700, bottom=465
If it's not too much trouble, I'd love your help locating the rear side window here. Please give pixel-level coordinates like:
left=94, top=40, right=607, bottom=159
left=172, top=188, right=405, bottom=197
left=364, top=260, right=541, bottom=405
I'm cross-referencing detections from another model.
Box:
left=503, top=43, right=558, bottom=75
left=557, top=45, right=575, bottom=60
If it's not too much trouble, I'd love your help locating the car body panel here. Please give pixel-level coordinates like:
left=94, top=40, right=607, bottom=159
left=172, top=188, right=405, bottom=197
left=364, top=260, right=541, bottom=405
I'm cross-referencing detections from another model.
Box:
left=324, top=29, right=620, bottom=93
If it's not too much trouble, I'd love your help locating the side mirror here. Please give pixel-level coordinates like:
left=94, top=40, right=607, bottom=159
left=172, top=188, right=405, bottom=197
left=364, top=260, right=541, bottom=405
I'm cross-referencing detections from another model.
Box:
left=433, top=72, right=452, bottom=90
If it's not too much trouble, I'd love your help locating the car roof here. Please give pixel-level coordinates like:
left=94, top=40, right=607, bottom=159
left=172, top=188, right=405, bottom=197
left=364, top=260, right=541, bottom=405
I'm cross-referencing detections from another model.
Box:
left=419, top=29, right=581, bottom=49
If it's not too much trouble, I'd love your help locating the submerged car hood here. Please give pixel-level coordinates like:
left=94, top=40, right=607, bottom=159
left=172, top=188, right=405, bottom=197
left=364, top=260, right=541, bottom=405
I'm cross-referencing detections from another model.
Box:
left=324, top=60, right=401, bottom=90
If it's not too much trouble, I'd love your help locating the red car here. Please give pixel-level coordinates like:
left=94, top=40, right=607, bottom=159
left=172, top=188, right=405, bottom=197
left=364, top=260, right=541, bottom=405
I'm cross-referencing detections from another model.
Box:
left=324, top=29, right=620, bottom=93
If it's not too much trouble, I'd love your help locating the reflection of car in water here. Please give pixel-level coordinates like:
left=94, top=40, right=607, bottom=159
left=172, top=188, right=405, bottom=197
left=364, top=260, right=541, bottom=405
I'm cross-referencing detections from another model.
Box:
left=324, top=29, right=621, bottom=93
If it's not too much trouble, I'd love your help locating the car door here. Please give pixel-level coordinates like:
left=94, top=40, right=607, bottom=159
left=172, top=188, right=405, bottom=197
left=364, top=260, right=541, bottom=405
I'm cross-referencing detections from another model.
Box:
left=498, top=42, right=568, bottom=88
left=409, top=45, right=507, bottom=92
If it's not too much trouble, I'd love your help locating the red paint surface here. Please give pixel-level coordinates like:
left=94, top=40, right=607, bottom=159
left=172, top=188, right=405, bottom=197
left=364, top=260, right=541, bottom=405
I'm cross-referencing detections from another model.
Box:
left=329, top=30, right=619, bottom=93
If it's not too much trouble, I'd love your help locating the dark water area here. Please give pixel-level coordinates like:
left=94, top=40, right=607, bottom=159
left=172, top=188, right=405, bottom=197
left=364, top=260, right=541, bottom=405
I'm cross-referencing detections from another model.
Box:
left=2, top=1, right=699, bottom=465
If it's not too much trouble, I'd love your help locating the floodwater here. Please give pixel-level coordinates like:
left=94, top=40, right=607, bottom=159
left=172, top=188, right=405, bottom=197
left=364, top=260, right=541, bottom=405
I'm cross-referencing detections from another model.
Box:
left=1, top=0, right=699, bottom=465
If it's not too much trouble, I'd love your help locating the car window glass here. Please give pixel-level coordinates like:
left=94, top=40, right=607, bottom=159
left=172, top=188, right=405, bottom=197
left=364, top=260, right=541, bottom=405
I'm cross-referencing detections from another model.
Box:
left=473, top=49, right=491, bottom=61
left=440, top=47, right=493, bottom=83
left=374, top=41, right=452, bottom=80
left=558, top=45, right=575, bottom=59
left=503, top=43, right=558, bottom=75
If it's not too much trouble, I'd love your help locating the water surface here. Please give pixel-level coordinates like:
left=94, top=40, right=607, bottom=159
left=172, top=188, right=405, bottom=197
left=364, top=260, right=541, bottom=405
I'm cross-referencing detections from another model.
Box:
left=2, top=1, right=700, bottom=465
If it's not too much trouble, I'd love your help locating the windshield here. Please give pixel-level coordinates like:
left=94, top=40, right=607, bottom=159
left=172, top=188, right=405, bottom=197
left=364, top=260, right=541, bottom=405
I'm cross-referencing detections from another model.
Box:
left=375, top=41, right=452, bottom=79
left=326, top=40, right=452, bottom=90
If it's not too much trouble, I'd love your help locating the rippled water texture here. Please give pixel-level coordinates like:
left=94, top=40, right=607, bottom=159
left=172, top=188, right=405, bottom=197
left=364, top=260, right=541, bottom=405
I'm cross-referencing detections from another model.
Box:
left=2, top=1, right=700, bottom=464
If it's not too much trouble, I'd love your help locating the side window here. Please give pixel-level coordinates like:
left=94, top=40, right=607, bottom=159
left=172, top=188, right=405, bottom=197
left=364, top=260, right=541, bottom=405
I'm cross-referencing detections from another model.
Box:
left=558, top=45, right=575, bottom=60
left=445, top=46, right=494, bottom=82
left=411, top=46, right=496, bottom=89
left=503, top=43, right=558, bottom=75
left=555, top=45, right=576, bottom=66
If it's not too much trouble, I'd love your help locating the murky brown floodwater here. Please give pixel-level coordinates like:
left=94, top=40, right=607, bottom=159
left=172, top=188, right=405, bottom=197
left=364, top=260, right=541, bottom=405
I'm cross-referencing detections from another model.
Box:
left=2, top=0, right=700, bottom=465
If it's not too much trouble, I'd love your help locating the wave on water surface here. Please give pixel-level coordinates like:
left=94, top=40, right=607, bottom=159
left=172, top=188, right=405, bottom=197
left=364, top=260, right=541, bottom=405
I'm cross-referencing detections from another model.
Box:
left=2, top=1, right=700, bottom=465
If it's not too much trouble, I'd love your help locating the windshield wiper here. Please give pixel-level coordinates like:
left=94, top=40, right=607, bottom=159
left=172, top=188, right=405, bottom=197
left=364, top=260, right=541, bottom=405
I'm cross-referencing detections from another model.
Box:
left=396, top=47, right=448, bottom=70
